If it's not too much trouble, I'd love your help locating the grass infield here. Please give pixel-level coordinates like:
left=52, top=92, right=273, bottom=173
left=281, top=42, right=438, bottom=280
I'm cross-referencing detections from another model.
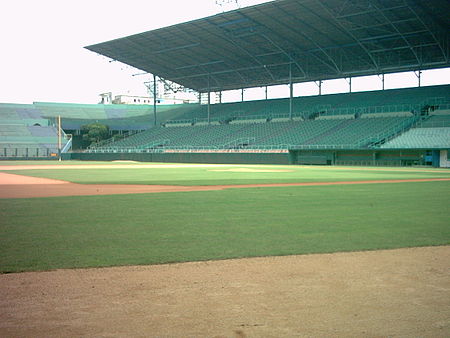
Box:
left=1, top=175, right=449, bottom=272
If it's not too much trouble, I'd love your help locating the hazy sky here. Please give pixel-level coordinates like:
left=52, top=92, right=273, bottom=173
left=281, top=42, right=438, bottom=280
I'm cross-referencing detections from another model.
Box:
left=0, top=0, right=448, bottom=104
left=0, top=0, right=269, bottom=104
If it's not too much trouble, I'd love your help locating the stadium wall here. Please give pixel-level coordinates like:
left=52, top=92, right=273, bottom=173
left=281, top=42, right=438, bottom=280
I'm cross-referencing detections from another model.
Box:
left=65, top=149, right=440, bottom=167
left=290, top=149, right=429, bottom=166
left=67, top=152, right=291, bottom=165
left=333, top=150, right=428, bottom=167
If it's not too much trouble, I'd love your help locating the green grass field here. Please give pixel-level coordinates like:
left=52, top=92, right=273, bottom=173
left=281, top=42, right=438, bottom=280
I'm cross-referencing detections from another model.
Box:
left=1, top=161, right=449, bottom=272
left=3, top=162, right=450, bottom=185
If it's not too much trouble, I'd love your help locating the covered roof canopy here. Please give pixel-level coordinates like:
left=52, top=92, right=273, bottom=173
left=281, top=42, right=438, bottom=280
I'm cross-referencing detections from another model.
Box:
left=86, top=0, right=450, bottom=93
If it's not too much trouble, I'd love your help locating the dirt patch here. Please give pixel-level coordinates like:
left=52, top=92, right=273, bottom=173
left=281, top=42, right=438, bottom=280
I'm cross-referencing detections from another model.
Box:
left=0, top=172, right=68, bottom=185
left=1, top=172, right=450, bottom=199
left=0, top=172, right=220, bottom=198
left=0, top=246, right=449, bottom=337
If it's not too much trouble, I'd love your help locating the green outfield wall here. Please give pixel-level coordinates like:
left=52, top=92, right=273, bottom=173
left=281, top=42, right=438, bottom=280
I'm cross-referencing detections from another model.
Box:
left=291, top=149, right=430, bottom=166
left=61, top=149, right=439, bottom=167
left=67, top=152, right=291, bottom=164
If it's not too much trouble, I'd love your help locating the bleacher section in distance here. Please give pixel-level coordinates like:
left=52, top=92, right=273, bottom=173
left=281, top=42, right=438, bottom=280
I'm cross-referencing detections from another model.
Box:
left=0, top=103, right=71, bottom=158
left=0, top=102, right=197, bottom=158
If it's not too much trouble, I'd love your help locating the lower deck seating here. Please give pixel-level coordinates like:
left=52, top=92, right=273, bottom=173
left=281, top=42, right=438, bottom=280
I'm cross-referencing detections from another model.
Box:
left=417, top=114, right=450, bottom=128
left=92, top=116, right=415, bottom=151
left=381, top=127, right=450, bottom=149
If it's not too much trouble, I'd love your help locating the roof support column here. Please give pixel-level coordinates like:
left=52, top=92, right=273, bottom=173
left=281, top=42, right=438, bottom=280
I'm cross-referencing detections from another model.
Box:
left=153, top=74, right=157, bottom=126
left=382, top=74, right=385, bottom=90
left=207, top=92, right=211, bottom=124
left=207, top=75, right=211, bottom=124
left=415, top=70, right=422, bottom=87
left=316, top=80, right=322, bottom=95
left=241, top=88, right=244, bottom=102
left=265, top=86, right=268, bottom=100
left=289, top=63, right=293, bottom=120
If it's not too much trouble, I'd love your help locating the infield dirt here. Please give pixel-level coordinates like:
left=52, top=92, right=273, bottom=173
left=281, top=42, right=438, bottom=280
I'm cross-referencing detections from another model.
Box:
left=1, top=246, right=449, bottom=337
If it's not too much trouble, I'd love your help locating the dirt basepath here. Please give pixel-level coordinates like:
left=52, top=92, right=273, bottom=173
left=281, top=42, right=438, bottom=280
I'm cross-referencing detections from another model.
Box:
left=1, top=172, right=450, bottom=198
left=1, top=246, right=449, bottom=337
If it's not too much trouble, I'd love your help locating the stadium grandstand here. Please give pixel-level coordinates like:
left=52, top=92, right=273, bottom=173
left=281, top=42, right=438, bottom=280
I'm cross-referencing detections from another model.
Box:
left=1, top=0, right=449, bottom=166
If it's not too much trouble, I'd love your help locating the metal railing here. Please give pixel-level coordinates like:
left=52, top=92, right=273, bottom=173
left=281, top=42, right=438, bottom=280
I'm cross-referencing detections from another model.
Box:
left=222, top=137, right=256, bottom=148
left=88, top=130, right=143, bottom=149
left=85, top=142, right=376, bottom=153
left=61, top=135, right=72, bottom=153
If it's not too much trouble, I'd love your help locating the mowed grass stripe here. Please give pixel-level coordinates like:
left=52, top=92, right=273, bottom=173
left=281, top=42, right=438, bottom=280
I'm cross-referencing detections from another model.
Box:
left=1, top=181, right=449, bottom=272
left=3, top=165, right=450, bottom=186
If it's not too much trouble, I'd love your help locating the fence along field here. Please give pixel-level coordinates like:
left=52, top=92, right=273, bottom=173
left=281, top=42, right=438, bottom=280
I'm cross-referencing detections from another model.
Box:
left=0, top=162, right=449, bottom=272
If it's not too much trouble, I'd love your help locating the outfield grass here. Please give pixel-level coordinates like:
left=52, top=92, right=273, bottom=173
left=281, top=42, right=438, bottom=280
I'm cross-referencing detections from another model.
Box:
left=1, top=181, right=449, bottom=272
left=3, top=164, right=450, bottom=185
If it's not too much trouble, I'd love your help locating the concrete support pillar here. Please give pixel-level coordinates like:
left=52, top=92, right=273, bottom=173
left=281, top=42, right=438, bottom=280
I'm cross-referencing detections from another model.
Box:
left=207, top=91, right=211, bottom=124
left=416, top=70, right=422, bottom=87
left=289, top=63, right=293, bottom=120
left=153, top=74, right=157, bottom=126
left=207, top=75, right=211, bottom=124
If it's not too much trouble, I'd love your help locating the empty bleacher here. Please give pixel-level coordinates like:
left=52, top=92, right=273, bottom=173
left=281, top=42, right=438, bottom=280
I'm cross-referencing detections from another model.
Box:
left=0, top=123, right=68, bottom=157
left=380, top=128, right=450, bottom=149
left=168, top=85, right=450, bottom=123
left=90, top=85, right=450, bottom=152
left=381, top=110, right=450, bottom=149
left=91, top=115, right=418, bottom=152
left=416, top=114, right=450, bottom=128
left=0, top=103, right=71, bottom=157
left=0, top=101, right=198, bottom=157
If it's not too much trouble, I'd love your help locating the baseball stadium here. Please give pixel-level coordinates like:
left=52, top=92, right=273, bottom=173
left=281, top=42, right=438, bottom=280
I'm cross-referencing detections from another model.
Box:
left=1, top=0, right=450, bottom=337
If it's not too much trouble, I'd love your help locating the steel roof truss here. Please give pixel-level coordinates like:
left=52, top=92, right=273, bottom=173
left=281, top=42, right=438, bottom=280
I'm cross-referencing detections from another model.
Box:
left=317, top=1, right=382, bottom=72
left=268, top=2, right=343, bottom=75
left=205, top=17, right=277, bottom=83
left=179, top=21, right=252, bottom=88
left=370, top=2, right=421, bottom=66
left=404, top=1, right=448, bottom=63
left=235, top=9, right=307, bottom=78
